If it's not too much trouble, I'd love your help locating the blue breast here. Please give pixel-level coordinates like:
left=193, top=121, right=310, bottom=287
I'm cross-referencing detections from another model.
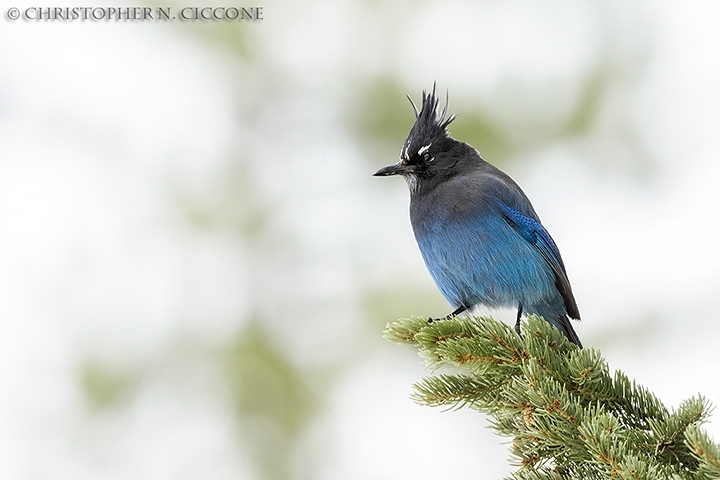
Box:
left=411, top=196, right=557, bottom=310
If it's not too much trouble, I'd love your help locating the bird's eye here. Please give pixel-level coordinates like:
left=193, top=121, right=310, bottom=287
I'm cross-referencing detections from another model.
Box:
left=417, top=144, right=433, bottom=163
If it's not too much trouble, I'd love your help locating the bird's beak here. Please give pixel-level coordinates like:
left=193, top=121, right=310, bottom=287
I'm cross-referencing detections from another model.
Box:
left=373, top=162, right=406, bottom=177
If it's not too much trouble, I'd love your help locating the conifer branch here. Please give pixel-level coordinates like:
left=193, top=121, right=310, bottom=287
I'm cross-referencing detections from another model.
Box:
left=385, top=315, right=720, bottom=479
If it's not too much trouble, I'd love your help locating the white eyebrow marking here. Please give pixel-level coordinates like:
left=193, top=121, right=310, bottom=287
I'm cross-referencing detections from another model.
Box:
left=417, top=143, right=432, bottom=156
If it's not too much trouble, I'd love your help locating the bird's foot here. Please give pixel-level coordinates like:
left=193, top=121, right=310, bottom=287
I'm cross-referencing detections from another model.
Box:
left=428, top=305, right=469, bottom=324
left=515, top=304, right=523, bottom=337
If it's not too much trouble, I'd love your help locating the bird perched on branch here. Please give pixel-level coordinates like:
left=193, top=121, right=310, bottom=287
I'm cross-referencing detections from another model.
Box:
left=374, top=84, right=582, bottom=347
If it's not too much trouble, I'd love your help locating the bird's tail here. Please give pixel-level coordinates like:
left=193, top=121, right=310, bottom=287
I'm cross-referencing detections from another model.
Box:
left=526, top=299, right=582, bottom=348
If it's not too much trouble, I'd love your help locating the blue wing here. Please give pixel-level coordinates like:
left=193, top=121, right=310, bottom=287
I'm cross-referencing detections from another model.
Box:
left=497, top=203, right=580, bottom=320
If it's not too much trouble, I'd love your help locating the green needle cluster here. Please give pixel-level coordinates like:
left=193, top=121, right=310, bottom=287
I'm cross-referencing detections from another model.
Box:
left=385, top=316, right=720, bottom=479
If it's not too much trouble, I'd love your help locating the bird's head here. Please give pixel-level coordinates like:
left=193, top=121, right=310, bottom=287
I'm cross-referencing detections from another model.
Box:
left=374, top=84, right=469, bottom=193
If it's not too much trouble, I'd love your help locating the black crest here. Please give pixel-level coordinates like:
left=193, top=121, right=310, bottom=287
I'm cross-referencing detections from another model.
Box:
left=401, top=83, right=456, bottom=160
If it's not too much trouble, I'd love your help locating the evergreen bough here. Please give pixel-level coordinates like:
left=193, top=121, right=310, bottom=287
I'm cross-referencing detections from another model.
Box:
left=384, top=315, right=720, bottom=479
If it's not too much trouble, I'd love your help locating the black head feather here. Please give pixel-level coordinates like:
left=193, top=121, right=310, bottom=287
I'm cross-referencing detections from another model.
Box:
left=373, top=84, right=469, bottom=191
left=400, top=83, right=456, bottom=161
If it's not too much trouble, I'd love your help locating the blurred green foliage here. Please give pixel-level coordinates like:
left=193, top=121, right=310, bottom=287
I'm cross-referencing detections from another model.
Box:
left=449, top=110, right=513, bottom=165
left=364, top=285, right=447, bottom=328
left=225, top=323, right=317, bottom=435
left=172, top=158, right=271, bottom=240
left=81, top=360, right=141, bottom=411
left=352, top=77, right=415, bottom=151
left=224, top=323, right=319, bottom=480
left=144, top=0, right=254, bottom=59
left=351, top=49, right=653, bottom=176
left=563, top=68, right=610, bottom=137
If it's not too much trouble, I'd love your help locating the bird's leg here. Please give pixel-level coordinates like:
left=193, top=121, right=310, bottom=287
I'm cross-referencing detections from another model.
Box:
left=428, top=305, right=468, bottom=323
left=515, top=304, right=523, bottom=336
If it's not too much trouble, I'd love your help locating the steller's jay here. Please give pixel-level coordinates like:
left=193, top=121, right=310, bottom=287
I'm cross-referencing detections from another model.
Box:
left=374, top=85, right=582, bottom=347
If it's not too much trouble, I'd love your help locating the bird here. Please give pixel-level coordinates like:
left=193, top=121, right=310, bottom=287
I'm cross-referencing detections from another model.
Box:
left=374, top=84, right=582, bottom=347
